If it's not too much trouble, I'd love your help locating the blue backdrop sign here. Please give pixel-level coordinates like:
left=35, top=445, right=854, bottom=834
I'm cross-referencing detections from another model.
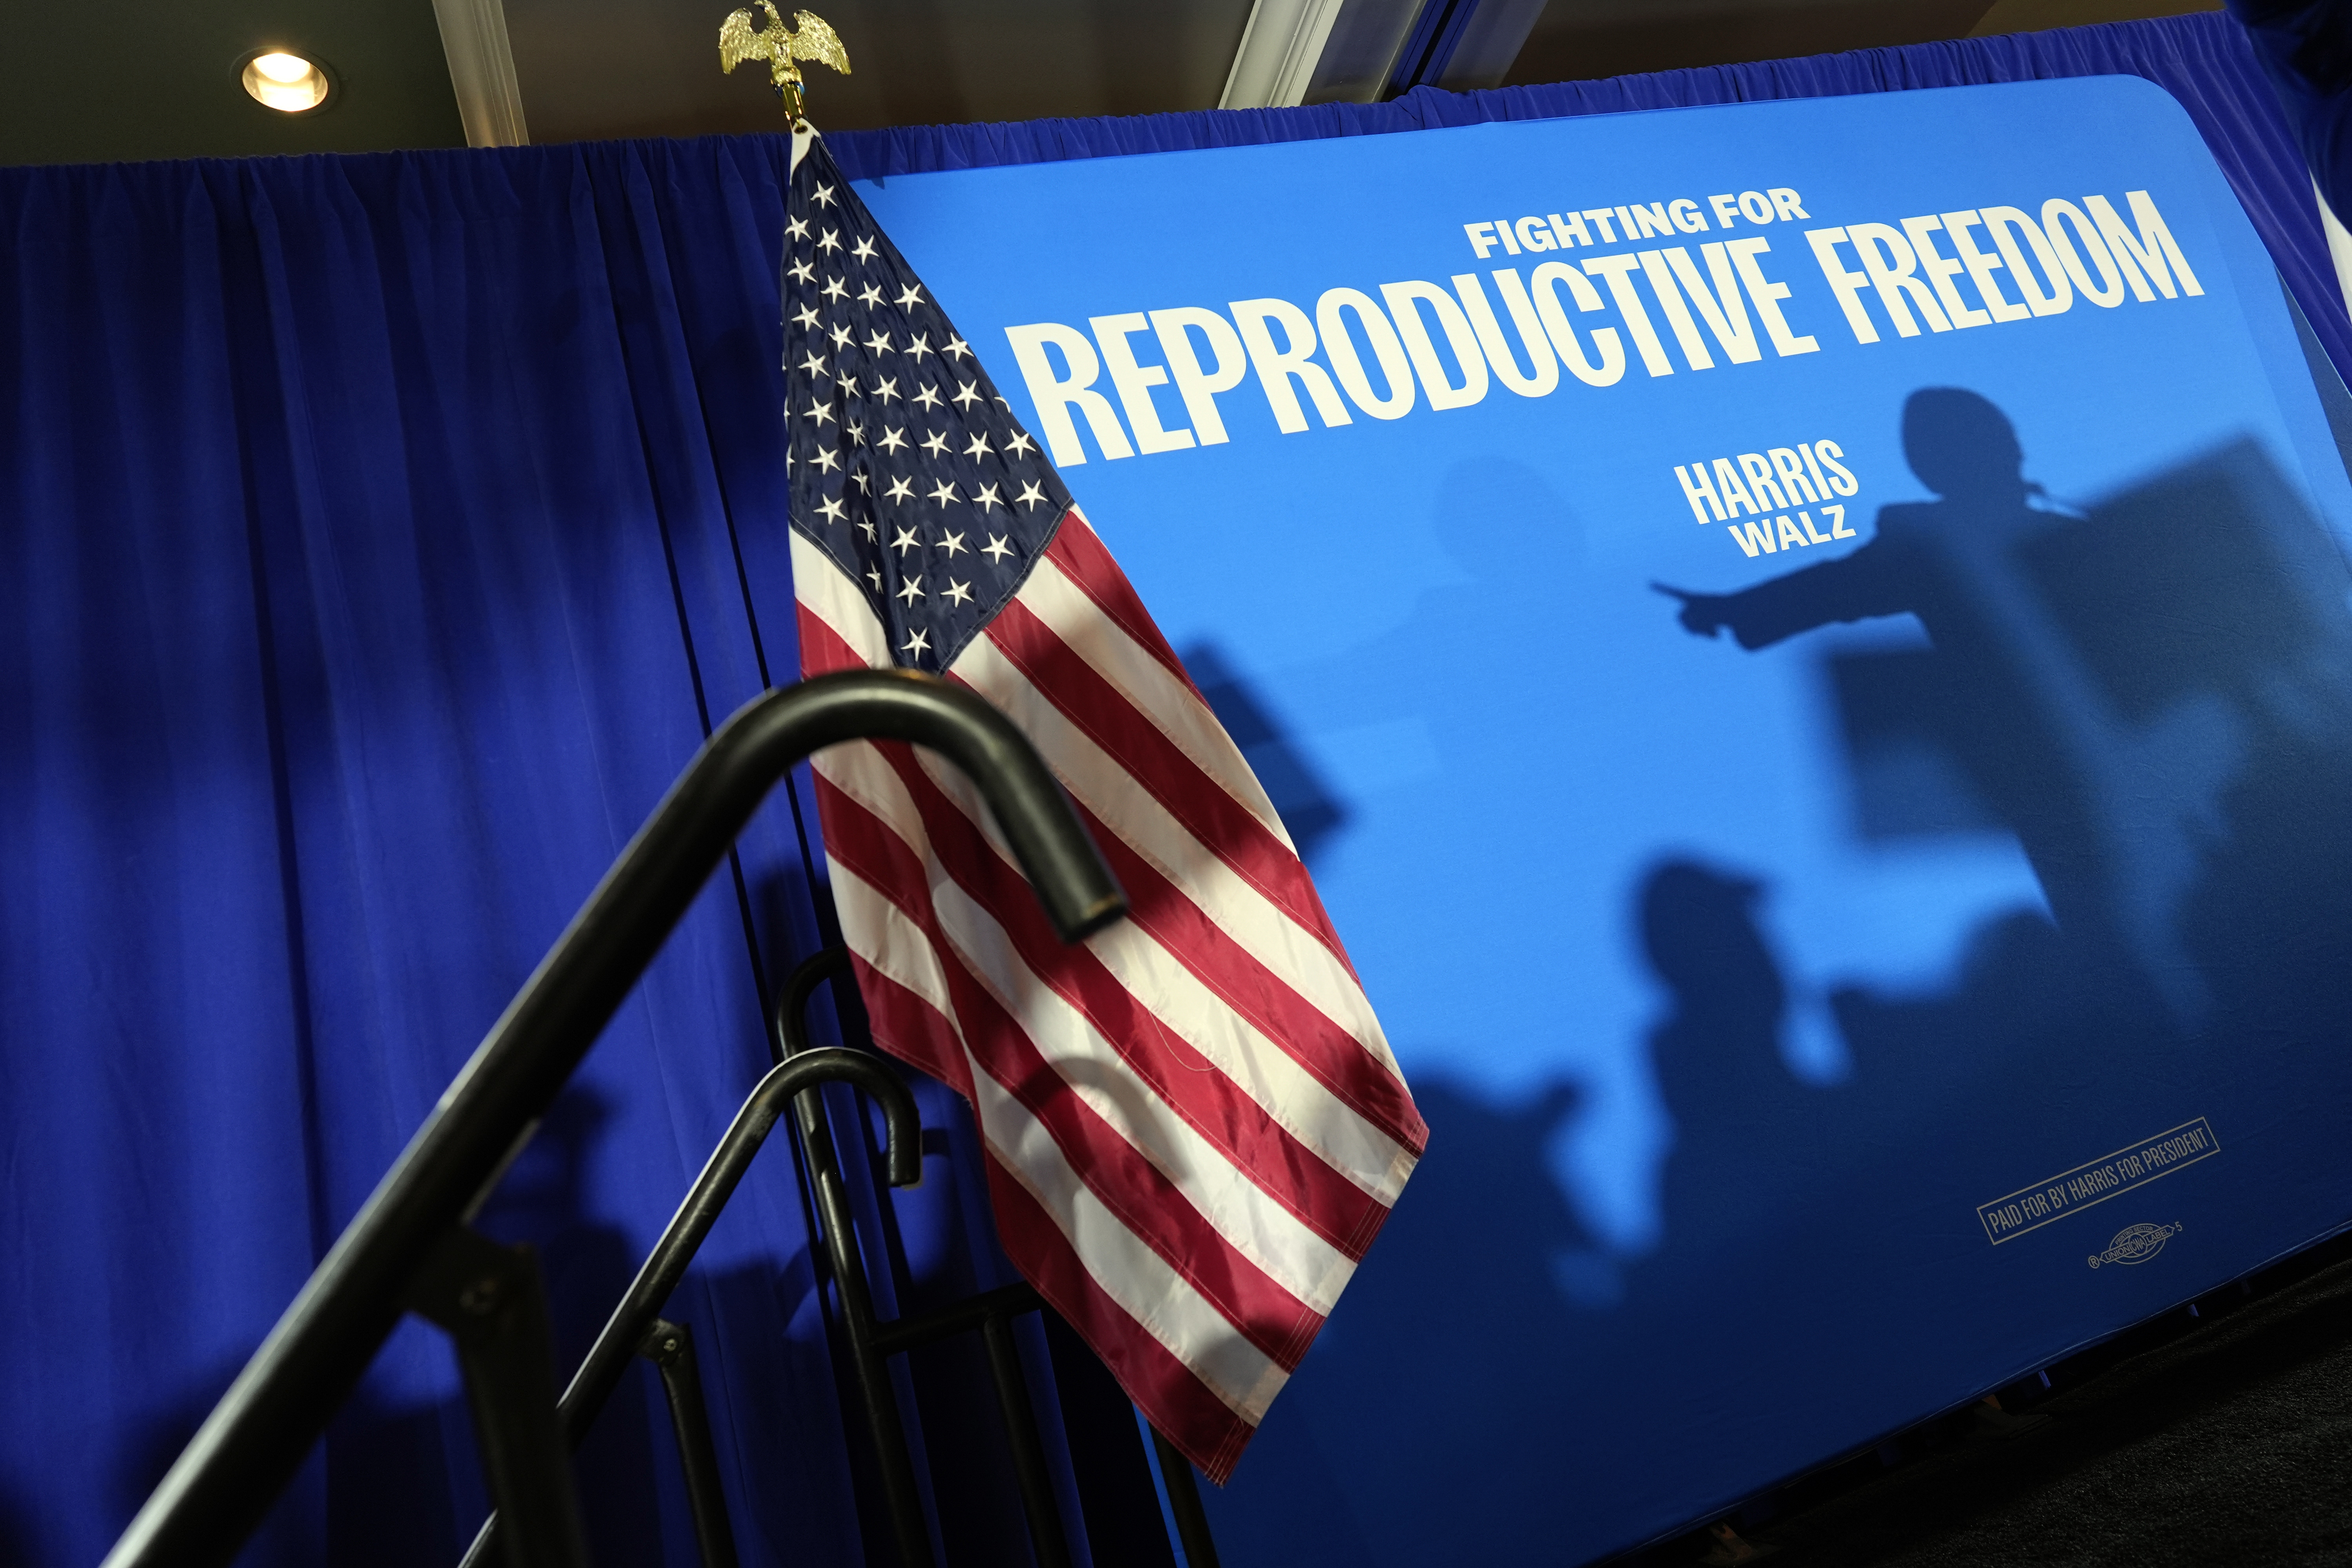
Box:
left=859, top=74, right=2352, bottom=1564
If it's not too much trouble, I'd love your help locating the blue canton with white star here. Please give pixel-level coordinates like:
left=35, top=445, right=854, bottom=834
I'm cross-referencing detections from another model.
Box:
left=784, top=139, right=1072, bottom=673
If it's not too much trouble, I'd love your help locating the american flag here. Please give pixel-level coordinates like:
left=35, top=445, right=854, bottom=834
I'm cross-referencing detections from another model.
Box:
left=779, top=131, right=1426, bottom=1481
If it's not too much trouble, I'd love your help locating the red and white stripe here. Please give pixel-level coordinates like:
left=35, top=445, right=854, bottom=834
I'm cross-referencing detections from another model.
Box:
left=793, top=507, right=1426, bottom=1480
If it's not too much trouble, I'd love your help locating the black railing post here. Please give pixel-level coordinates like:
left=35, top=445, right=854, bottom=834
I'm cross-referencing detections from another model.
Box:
left=406, top=1228, right=590, bottom=1568
left=980, top=1312, right=1074, bottom=1568
left=1149, top=1427, right=1223, bottom=1568
left=638, top=1320, right=739, bottom=1568
left=800, top=1065, right=940, bottom=1568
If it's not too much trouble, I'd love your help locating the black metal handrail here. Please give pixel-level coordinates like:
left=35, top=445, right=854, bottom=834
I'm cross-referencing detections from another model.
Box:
left=454, top=1045, right=924, bottom=1568
left=103, top=670, right=1126, bottom=1568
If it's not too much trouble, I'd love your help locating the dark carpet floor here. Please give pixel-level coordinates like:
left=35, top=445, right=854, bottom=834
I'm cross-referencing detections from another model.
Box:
left=1641, top=1247, right=2352, bottom=1567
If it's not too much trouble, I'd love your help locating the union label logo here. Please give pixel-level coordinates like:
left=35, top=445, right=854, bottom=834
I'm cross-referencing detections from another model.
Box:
left=2087, top=1220, right=2182, bottom=1269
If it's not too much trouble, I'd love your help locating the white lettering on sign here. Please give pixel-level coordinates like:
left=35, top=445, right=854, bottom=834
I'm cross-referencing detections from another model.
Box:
left=996, top=188, right=2202, bottom=470
left=1807, top=190, right=2201, bottom=345
left=1463, top=189, right=1808, bottom=258
left=1672, top=441, right=1861, bottom=556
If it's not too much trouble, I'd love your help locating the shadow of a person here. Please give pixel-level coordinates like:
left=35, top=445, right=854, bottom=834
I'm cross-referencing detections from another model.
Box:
left=1642, top=862, right=1789, bottom=1101
left=0, top=1485, right=34, bottom=1568
left=474, top=1087, right=663, bottom=1563
left=1655, top=388, right=2197, bottom=1020
left=1199, top=1072, right=1589, bottom=1566
left=1181, top=641, right=1350, bottom=871
left=1630, top=859, right=1846, bottom=1280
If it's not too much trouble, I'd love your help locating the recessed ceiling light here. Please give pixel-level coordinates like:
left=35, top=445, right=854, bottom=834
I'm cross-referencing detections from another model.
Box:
left=242, top=51, right=330, bottom=114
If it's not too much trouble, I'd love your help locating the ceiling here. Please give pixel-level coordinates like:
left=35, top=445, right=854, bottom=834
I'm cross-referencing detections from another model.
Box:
left=0, top=0, right=463, bottom=167
left=507, top=0, right=1256, bottom=144
left=0, top=0, right=2221, bottom=169
left=1506, top=0, right=2221, bottom=84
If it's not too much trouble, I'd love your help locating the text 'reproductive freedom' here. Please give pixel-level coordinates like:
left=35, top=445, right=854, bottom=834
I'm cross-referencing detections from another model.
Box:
left=998, top=185, right=2205, bottom=470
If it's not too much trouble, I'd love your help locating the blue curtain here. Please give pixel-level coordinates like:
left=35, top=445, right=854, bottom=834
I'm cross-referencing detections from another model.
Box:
left=0, top=139, right=990, bottom=1567
left=0, top=9, right=2335, bottom=1566
left=2227, top=2, right=2352, bottom=235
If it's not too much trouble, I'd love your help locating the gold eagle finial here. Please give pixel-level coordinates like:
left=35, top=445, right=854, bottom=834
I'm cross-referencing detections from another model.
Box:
left=720, top=4, right=850, bottom=123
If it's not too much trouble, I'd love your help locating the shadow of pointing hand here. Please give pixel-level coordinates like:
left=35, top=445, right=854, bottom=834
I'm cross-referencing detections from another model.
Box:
left=1653, top=581, right=1730, bottom=640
